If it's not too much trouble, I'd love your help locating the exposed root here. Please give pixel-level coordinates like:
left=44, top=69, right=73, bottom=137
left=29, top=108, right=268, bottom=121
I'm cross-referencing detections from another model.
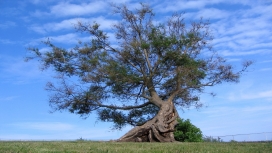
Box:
left=117, top=102, right=179, bottom=142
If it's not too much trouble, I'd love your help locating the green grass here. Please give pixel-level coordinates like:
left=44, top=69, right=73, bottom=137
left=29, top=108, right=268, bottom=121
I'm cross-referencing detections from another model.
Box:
left=0, top=141, right=271, bottom=153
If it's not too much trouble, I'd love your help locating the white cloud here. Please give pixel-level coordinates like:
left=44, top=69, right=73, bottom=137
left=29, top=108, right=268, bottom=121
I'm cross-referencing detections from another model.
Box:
left=0, top=21, right=16, bottom=29
left=50, top=1, right=108, bottom=17
left=29, top=25, right=47, bottom=34
left=194, top=8, right=229, bottom=20
left=0, top=55, right=50, bottom=84
left=151, top=1, right=272, bottom=60
left=43, top=33, right=85, bottom=44
left=109, top=0, right=131, bottom=3
left=30, top=0, right=42, bottom=4
left=228, top=89, right=272, bottom=101
left=29, top=33, right=85, bottom=45
left=209, top=4, right=272, bottom=57
left=260, top=60, right=272, bottom=63
left=13, top=122, right=74, bottom=131
left=89, top=17, right=117, bottom=30
left=225, top=58, right=241, bottom=62
left=245, top=3, right=272, bottom=18
left=155, top=0, right=206, bottom=12
left=29, top=1, right=110, bottom=18
left=189, top=104, right=272, bottom=139
left=201, top=105, right=272, bottom=118
left=4, top=59, right=42, bottom=78
left=154, top=0, right=245, bottom=13
left=30, top=18, right=79, bottom=34
left=260, top=68, right=272, bottom=72
left=30, top=17, right=117, bottom=34
left=219, top=49, right=270, bottom=57
left=251, top=43, right=272, bottom=50
left=29, top=0, right=55, bottom=5
left=0, top=39, right=15, bottom=44
left=243, top=105, right=272, bottom=112
left=31, top=10, right=50, bottom=18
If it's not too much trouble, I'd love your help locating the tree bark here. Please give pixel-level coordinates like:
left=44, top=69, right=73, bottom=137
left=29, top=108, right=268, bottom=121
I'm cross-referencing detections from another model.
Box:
left=117, top=101, right=179, bottom=142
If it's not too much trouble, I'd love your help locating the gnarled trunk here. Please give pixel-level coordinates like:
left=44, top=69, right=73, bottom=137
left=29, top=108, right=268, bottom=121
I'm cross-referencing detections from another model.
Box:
left=117, top=101, right=179, bottom=142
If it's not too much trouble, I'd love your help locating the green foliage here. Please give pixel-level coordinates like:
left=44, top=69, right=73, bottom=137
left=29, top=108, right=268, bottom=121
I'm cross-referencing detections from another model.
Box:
left=174, top=118, right=203, bottom=142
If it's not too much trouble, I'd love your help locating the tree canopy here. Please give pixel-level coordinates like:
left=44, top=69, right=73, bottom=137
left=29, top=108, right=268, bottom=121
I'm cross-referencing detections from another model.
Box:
left=26, top=3, right=251, bottom=142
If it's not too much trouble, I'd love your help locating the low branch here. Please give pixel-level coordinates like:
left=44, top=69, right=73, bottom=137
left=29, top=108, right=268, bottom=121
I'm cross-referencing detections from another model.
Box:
left=97, top=101, right=152, bottom=110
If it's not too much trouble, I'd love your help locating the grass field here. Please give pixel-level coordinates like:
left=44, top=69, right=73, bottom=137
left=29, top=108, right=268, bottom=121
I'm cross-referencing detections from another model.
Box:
left=0, top=141, right=271, bottom=153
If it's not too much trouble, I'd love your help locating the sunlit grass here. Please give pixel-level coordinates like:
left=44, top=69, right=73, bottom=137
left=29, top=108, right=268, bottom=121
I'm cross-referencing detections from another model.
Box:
left=0, top=141, right=271, bottom=153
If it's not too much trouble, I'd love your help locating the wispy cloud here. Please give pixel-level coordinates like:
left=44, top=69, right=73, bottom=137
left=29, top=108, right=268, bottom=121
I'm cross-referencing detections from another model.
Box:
left=3, top=122, right=129, bottom=140
left=12, top=122, right=74, bottom=131
left=151, top=1, right=272, bottom=58
left=109, top=0, right=132, bottom=3
left=30, top=17, right=117, bottom=34
left=188, top=104, right=272, bottom=137
left=26, top=33, right=85, bottom=45
left=0, top=55, right=50, bottom=84
left=29, top=1, right=110, bottom=18
left=0, top=39, right=15, bottom=44
left=29, top=0, right=55, bottom=5
left=155, top=0, right=211, bottom=12
left=30, top=18, right=80, bottom=34
left=153, top=0, right=264, bottom=13
left=200, top=105, right=272, bottom=118
left=194, top=8, right=229, bottom=20
left=219, top=49, right=270, bottom=57
left=209, top=4, right=272, bottom=57
left=40, top=33, right=85, bottom=44
left=50, top=1, right=108, bottom=17
left=228, top=90, right=272, bottom=101
left=259, top=68, right=272, bottom=72
left=0, top=21, right=16, bottom=29
left=260, top=60, right=272, bottom=63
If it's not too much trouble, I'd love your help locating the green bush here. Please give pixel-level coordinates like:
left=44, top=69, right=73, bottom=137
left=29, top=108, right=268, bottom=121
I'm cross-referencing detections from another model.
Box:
left=174, top=118, right=203, bottom=142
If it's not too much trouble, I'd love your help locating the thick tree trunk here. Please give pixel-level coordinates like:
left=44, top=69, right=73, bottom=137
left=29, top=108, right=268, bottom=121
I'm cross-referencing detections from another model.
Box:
left=117, top=101, right=179, bottom=142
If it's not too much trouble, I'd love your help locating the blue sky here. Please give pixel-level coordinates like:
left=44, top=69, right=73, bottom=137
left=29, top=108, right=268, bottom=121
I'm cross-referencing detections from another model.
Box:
left=1, top=0, right=272, bottom=141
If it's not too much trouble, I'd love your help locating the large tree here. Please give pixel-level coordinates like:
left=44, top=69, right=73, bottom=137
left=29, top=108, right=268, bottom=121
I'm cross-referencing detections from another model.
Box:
left=26, top=4, right=251, bottom=142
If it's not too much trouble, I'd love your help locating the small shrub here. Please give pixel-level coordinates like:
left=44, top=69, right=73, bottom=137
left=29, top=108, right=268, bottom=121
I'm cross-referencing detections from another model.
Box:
left=174, top=118, right=203, bottom=142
